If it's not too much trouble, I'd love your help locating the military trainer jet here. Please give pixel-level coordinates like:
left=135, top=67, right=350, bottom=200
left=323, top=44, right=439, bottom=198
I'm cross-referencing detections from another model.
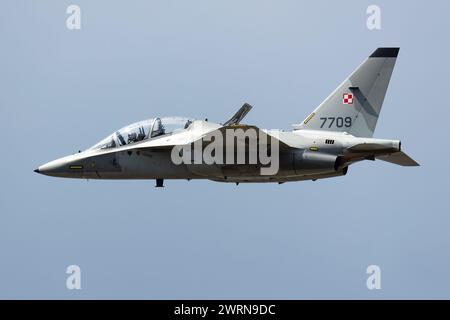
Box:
left=35, top=47, right=418, bottom=186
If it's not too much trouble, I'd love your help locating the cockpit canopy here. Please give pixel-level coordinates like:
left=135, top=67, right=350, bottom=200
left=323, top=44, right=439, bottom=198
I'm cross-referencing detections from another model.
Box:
left=90, top=117, right=194, bottom=150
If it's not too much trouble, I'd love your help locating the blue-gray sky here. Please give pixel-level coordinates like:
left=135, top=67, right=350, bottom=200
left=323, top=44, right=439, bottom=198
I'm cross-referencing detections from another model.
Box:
left=1, top=0, right=449, bottom=299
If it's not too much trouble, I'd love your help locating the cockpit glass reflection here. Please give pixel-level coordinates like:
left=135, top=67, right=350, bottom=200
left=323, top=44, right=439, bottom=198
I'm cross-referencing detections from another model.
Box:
left=89, top=117, right=194, bottom=150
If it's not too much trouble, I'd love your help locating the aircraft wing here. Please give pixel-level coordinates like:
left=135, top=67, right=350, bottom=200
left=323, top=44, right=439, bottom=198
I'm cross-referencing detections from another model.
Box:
left=376, top=151, right=420, bottom=166
left=223, top=103, right=253, bottom=126
left=198, top=124, right=292, bottom=151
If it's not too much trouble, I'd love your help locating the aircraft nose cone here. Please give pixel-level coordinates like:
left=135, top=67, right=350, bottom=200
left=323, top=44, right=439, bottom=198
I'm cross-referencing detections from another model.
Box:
left=36, top=159, right=64, bottom=176
left=35, top=155, right=78, bottom=177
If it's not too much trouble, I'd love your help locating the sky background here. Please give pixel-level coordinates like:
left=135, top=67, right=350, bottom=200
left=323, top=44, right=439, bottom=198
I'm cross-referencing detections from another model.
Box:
left=1, top=0, right=449, bottom=299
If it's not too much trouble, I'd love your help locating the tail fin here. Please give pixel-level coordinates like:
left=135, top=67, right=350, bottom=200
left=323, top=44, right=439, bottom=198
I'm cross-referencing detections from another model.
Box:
left=297, top=48, right=399, bottom=137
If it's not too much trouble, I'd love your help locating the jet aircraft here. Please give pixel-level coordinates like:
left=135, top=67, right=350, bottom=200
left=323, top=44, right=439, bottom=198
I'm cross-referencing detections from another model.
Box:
left=35, top=48, right=419, bottom=186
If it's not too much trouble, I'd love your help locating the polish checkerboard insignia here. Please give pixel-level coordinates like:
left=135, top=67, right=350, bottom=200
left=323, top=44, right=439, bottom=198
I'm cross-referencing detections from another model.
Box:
left=343, top=93, right=353, bottom=105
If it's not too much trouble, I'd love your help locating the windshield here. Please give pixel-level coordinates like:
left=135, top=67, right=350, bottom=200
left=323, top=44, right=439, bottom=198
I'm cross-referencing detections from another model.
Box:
left=90, top=117, right=194, bottom=150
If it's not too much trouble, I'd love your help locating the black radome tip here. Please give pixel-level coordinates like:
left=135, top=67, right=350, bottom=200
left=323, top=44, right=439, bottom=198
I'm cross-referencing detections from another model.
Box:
left=34, top=168, right=40, bottom=173
left=370, top=47, right=400, bottom=58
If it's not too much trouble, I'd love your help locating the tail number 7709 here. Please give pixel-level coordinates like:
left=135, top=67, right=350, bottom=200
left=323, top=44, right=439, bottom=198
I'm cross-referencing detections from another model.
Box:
left=320, top=117, right=352, bottom=128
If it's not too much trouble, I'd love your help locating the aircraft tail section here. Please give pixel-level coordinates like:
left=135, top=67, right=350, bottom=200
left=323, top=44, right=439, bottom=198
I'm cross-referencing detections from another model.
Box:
left=297, top=48, right=399, bottom=137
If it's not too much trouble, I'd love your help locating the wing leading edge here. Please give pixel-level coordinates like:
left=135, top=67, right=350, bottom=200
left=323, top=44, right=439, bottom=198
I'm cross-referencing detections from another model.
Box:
left=223, top=103, right=253, bottom=126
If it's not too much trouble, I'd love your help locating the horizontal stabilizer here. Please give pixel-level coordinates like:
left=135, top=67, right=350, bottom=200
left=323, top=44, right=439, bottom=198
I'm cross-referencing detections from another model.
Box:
left=376, top=151, right=419, bottom=167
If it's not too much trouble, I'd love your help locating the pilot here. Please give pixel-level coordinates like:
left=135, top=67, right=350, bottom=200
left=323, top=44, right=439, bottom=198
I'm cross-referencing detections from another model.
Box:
left=127, top=132, right=138, bottom=144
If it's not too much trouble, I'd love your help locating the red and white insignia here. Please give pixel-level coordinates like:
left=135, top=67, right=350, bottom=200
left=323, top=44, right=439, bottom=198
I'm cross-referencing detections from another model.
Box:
left=343, top=93, right=353, bottom=105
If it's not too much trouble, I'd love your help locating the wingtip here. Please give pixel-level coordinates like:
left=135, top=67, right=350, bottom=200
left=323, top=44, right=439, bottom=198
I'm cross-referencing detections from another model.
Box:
left=242, top=102, right=253, bottom=109
left=370, top=47, right=400, bottom=58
